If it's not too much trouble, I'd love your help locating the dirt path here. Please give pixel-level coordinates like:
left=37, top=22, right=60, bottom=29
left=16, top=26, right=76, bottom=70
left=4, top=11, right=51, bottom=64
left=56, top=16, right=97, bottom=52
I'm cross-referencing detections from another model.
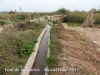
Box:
left=59, top=24, right=100, bottom=75
left=62, top=23, right=68, bottom=29
left=67, top=27, right=100, bottom=48
left=62, top=23, right=100, bottom=47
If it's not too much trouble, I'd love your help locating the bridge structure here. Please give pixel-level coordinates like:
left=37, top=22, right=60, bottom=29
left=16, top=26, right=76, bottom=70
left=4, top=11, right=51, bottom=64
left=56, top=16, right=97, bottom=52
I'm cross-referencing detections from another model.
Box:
left=43, top=15, right=67, bottom=22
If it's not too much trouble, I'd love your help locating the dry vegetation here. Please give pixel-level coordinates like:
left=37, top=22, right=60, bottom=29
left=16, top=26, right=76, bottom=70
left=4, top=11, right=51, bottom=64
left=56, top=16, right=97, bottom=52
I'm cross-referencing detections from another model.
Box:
left=0, top=20, right=45, bottom=75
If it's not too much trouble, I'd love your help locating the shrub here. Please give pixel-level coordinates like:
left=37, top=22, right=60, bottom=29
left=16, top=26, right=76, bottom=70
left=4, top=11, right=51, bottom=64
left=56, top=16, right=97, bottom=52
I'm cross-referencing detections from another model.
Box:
left=67, top=11, right=87, bottom=23
left=17, top=22, right=26, bottom=29
left=15, top=39, right=34, bottom=58
left=9, top=11, right=16, bottom=14
left=52, top=20, right=58, bottom=24
left=54, top=8, right=70, bottom=14
left=33, top=39, right=38, bottom=43
left=0, top=20, right=7, bottom=26
left=25, top=20, right=31, bottom=25
left=94, top=13, right=100, bottom=24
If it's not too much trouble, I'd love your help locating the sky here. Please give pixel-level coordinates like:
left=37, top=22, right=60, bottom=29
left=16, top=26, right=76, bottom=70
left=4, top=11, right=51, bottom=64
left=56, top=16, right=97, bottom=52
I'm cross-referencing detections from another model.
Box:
left=0, top=0, right=100, bottom=12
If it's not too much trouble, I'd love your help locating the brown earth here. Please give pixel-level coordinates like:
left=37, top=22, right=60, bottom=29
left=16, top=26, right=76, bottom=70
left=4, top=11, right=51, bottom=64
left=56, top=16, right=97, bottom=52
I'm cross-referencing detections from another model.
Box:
left=54, top=23, right=100, bottom=75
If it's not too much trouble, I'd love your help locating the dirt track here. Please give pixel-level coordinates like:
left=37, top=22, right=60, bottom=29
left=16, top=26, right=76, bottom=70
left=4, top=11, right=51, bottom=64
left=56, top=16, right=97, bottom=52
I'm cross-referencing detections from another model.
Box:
left=56, top=23, right=100, bottom=75
left=68, top=27, right=100, bottom=47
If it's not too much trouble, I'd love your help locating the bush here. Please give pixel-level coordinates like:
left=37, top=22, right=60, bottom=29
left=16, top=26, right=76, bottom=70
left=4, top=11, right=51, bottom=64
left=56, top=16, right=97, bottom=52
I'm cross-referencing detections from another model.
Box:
left=25, top=20, right=31, bottom=25
left=52, top=20, right=58, bottom=24
left=33, top=39, right=38, bottom=43
left=15, top=39, right=34, bottom=58
left=17, top=22, right=26, bottom=29
left=66, top=10, right=100, bottom=25
left=67, top=11, right=87, bottom=23
left=0, top=20, right=7, bottom=26
left=54, top=8, right=70, bottom=15
left=94, top=13, right=100, bottom=24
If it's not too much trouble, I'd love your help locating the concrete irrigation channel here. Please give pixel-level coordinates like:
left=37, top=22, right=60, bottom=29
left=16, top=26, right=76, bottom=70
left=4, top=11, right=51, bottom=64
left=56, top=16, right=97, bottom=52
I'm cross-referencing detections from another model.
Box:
left=29, top=24, right=51, bottom=75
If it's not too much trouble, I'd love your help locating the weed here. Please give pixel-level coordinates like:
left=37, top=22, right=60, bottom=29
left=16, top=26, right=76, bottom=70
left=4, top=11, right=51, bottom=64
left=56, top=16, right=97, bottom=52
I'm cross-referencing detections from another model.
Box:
left=86, top=72, right=95, bottom=75
left=17, top=62, right=24, bottom=66
left=47, top=23, right=63, bottom=70
left=46, top=56, right=57, bottom=68
left=50, top=28, right=54, bottom=34
left=52, top=20, right=58, bottom=24
left=68, top=30, right=75, bottom=32
left=15, top=39, right=34, bottom=58
left=0, top=20, right=7, bottom=26
left=67, top=22, right=82, bottom=27
left=33, top=39, right=38, bottom=43
left=80, top=38, right=86, bottom=41
left=49, top=44, right=55, bottom=54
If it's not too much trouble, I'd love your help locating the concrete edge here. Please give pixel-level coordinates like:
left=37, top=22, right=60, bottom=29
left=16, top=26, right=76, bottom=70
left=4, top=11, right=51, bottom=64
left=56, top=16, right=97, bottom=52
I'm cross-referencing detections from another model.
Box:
left=20, top=25, right=48, bottom=75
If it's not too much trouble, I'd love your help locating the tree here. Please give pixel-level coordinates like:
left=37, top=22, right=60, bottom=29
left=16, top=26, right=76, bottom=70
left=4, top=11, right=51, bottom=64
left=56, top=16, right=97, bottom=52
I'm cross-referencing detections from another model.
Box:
left=9, top=11, right=15, bottom=14
left=55, top=8, right=70, bottom=14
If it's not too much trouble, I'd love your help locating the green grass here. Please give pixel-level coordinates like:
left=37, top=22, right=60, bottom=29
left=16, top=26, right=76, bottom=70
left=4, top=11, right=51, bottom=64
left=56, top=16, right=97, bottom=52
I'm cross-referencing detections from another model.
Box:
left=52, top=20, right=58, bottom=24
left=0, top=20, right=7, bottom=26
left=46, top=56, right=57, bottom=68
left=67, top=22, right=82, bottom=27
left=15, top=39, right=34, bottom=58
left=46, top=23, right=63, bottom=69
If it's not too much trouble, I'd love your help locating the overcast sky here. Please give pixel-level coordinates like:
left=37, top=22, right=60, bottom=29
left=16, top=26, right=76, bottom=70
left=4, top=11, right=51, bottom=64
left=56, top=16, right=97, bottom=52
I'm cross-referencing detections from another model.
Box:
left=0, top=0, right=100, bottom=12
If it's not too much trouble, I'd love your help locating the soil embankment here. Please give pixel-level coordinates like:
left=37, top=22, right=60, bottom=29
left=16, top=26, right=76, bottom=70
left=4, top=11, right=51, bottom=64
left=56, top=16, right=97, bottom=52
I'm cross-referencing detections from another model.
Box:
left=49, top=23, right=100, bottom=75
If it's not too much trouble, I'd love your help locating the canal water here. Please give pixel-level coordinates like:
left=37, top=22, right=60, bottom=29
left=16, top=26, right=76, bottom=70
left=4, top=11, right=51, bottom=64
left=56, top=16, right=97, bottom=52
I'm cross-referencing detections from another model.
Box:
left=30, top=24, right=51, bottom=75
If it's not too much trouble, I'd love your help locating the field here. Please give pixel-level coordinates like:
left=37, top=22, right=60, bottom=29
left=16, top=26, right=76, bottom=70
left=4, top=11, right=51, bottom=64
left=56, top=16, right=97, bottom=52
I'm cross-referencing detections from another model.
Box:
left=0, top=19, right=45, bottom=75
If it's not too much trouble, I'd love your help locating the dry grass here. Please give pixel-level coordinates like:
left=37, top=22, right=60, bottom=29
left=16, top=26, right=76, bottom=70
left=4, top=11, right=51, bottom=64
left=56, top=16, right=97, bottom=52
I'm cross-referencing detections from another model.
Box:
left=0, top=20, right=45, bottom=75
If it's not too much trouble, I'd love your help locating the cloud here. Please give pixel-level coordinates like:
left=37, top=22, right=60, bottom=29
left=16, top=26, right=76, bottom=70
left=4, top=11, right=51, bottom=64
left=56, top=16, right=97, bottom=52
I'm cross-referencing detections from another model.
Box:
left=77, top=0, right=82, bottom=2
